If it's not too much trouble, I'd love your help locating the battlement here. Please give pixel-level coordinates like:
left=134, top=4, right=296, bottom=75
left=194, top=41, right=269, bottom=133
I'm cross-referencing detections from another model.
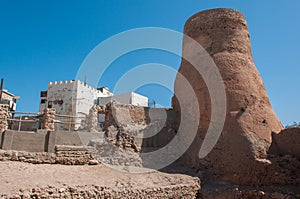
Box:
left=77, top=80, right=95, bottom=90
left=48, top=80, right=77, bottom=87
left=47, top=80, right=111, bottom=95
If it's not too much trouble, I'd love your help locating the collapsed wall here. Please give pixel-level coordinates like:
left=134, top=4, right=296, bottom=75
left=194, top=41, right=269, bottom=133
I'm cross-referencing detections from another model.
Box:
left=88, top=102, right=175, bottom=152
left=87, top=102, right=176, bottom=168
left=172, top=8, right=284, bottom=185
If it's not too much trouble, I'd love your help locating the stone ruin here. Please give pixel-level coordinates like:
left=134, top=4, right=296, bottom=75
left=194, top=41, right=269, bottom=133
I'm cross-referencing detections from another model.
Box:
left=0, top=8, right=299, bottom=198
left=0, top=104, right=9, bottom=132
left=41, top=108, right=56, bottom=131
left=172, top=8, right=299, bottom=186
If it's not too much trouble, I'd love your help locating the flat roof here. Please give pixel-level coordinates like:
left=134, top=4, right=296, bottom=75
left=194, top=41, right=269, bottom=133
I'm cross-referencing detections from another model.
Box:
left=1, top=89, right=15, bottom=97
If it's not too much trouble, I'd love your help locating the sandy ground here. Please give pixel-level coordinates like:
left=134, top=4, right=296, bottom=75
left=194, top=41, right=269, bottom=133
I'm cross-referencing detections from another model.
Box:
left=0, top=161, right=197, bottom=195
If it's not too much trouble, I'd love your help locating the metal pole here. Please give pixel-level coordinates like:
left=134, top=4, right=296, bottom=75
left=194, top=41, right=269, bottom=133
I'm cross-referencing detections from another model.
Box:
left=0, top=78, right=4, bottom=102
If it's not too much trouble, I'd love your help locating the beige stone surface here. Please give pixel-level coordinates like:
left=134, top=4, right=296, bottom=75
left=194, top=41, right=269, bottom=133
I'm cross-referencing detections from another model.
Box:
left=0, top=161, right=200, bottom=198
left=172, top=8, right=284, bottom=185
left=42, top=108, right=56, bottom=131
left=269, top=127, right=300, bottom=158
left=0, top=105, right=8, bottom=132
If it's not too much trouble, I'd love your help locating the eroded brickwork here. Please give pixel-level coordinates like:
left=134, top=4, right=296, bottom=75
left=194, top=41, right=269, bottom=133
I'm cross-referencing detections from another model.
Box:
left=0, top=104, right=9, bottom=132
left=42, top=108, right=56, bottom=131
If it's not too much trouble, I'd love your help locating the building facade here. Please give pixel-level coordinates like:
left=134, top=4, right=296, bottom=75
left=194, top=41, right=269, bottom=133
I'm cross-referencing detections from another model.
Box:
left=98, top=92, right=148, bottom=107
left=0, top=89, right=17, bottom=112
left=39, top=80, right=148, bottom=130
left=39, top=80, right=113, bottom=130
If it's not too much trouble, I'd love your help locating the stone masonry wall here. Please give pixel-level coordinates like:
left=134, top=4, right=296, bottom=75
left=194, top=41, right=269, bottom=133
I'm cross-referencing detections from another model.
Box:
left=42, top=108, right=55, bottom=131
left=0, top=104, right=9, bottom=132
left=87, top=104, right=107, bottom=132
left=55, top=145, right=98, bottom=165
left=0, top=146, right=98, bottom=165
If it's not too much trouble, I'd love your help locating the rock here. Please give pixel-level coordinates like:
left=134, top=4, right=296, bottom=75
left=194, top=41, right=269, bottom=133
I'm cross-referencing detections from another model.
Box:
left=88, top=159, right=99, bottom=165
left=58, top=188, right=65, bottom=193
left=172, top=8, right=283, bottom=185
left=258, top=190, right=265, bottom=197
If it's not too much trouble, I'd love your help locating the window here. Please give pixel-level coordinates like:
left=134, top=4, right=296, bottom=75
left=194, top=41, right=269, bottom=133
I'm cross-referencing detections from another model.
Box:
left=48, top=101, right=52, bottom=108
left=41, top=99, right=47, bottom=104
left=40, top=91, right=47, bottom=97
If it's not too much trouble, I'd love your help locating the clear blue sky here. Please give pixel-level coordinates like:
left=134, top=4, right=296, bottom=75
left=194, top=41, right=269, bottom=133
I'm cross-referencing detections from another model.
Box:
left=0, top=1, right=299, bottom=125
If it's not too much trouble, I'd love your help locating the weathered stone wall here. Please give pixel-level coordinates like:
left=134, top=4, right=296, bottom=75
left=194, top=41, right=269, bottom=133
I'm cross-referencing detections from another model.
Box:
left=108, top=102, right=149, bottom=128
left=87, top=102, right=175, bottom=152
left=1, top=180, right=200, bottom=199
left=55, top=145, right=98, bottom=165
left=0, top=104, right=9, bottom=132
left=269, top=128, right=300, bottom=158
left=0, top=146, right=98, bottom=165
left=42, top=108, right=55, bottom=131
left=87, top=104, right=108, bottom=132
left=172, top=8, right=284, bottom=185
left=0, top=149, right=56, bottom=164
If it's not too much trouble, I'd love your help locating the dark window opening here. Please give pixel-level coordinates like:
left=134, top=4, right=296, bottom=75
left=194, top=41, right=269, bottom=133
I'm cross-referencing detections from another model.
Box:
left=40, top=91, right=47, bottom=97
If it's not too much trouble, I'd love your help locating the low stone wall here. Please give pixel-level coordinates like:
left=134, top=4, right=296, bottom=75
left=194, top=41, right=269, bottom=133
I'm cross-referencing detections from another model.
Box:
left=1, top=180, right=200, bottom=199
left=0, top=150, right=56, bottom=164
left=55, top=145, right=98, bottom=165
left=0, top=145, right=98, bottom=165
left=269, top=128, right=300, bottom=158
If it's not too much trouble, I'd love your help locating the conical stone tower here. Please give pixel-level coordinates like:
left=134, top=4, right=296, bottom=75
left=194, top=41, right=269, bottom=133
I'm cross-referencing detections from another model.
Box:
left=172, top=8, right=283, bottom=185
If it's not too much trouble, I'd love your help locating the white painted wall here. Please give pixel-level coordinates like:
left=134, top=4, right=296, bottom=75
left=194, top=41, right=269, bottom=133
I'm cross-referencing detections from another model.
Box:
left=131, top=92, right=148, bottom=107
left=46, top=80, right=77, bottom=116
left=113, top=93, right=132, bottom=104
left=1, top=90, right=17, bottom=111
left=98, top=92, right=148, bottom=107
left=39, top=80, right=113, bottom=130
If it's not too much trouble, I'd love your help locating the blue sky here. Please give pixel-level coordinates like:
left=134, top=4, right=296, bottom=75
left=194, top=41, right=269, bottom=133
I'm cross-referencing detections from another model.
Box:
left=0, top=1, right=299, bottom=125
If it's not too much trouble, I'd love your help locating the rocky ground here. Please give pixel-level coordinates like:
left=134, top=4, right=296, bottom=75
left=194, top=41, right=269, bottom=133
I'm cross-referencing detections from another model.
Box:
left=0, top=161, right=200, bottom=198
left=1, top=160, right=300, bottom=199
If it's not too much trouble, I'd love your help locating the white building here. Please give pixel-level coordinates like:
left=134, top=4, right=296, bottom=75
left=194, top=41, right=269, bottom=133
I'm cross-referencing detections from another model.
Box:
left=39, top=80, right=148, bottom=130
left=98, top=92, right=148, bottom=107
left=0, top=89, right=17, bottom=112
left=39, top=80, right=113, bottom=130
